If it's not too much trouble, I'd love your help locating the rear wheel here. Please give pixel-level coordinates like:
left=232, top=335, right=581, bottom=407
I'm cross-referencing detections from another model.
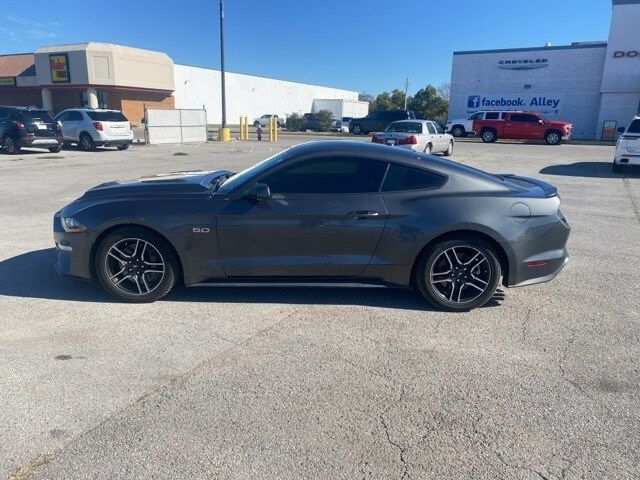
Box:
left=48, top=145, right=62, bottom=153
left=352, top=124, right=362, bottom=135
left=481, top=129, right=497, bottom=143
left=117, top=143, right=130, bottom=151
left=3, top=135, right=20, bottom=155
left=544, top=130, right=562, bottom=145
left=451, top=125, right=465, bottom=137
left=80, top=133, right=96, bottom=151
left=414, top=236, right=501, bottom=312
left=443, top=140, right=454, bottom=156
left=424, top=143, right=433, bottom=155
left=94, top=227, right=178, bottom=303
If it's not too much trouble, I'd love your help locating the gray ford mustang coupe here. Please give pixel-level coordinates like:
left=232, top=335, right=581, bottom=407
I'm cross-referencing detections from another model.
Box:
left=54, top=141, right=569, bottom=311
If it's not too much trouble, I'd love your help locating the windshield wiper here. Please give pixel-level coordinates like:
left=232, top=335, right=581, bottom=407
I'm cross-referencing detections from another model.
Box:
left=210, top=173, right=234, bottom=192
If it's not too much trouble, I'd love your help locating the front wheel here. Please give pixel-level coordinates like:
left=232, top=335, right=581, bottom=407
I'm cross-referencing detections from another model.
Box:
left=451, top=126, right=465, bottom=137
left=94, top=227, right=179, bottom=303
left=3, top=135, right=20, bottom=155
left=544, top=131, right=562, bottom=145
left=414, top=236, right=501, bottom=312
left=48, top=145, right=62, bottom=153
left=352, top=124, right=362, bottom=135
left=443, top=140, right=453, bottom=156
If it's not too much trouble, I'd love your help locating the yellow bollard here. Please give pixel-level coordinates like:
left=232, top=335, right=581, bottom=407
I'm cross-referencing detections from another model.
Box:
left=244, top=116, right=249, bottom=140
left=239, top=116, right=244, bottom=140
left=274, top=116, right=278, bottom=142
left=219, top=127, right=230, bottom=142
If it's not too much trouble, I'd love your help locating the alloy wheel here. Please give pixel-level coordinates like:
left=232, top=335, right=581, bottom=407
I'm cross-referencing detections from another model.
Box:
left=104, top=238, right=165, bottom=296
left=429, top=245, right=491, bottom=304
left=5, top=137, right=16, bottom=154
left=547, top=133, right=560, bottom=145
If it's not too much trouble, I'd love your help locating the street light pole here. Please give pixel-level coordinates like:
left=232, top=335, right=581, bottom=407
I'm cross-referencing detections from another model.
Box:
left=403, top=77, right=410, bottom=111
left=219, top=0, right=227, bottom=129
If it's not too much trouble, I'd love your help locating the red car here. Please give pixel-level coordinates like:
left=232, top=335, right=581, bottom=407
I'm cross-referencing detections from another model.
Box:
left=473, top=111, right=572, bottom=145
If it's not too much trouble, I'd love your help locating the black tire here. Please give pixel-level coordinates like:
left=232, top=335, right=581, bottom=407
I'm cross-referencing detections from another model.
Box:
left=612, top=162, right=624, bottom=173
left=414, top=235, right=501, bottom=312
left=117, top=143, right=130, bottom=151
left=79, top=133, right=96, bottom=151
left=481, top=129, right=497, bottom=143
left=48, top=145, right=62, bottom=153
left=352, top=124, right=362, bottom=135
left=94, top=227, right=179, bottom=303
left=451, top=125, right=465, bottom=137
left=544, top=130, right=562, bottom=145
left=3, top=135, right=20, bottom=155
left=443, top=140, right=454, bottom=156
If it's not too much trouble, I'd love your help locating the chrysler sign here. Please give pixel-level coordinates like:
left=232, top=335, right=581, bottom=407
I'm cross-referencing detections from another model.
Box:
left=498, top=58, right=548, bottom=70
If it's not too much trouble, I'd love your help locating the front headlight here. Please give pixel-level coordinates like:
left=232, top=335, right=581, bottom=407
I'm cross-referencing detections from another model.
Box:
left=61, top=217, right=87, bottom=233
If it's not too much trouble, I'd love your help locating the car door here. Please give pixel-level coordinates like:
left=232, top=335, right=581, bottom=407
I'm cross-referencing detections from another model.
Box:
left=55, top=111, right=70, bottom=139
left=504, top=113, right=537, bottom=139
left=64, top=111, right=84, bottom=141
left=431, top=121, right=448, bottom=151
left=216, top=156, right=389, bottom=277
left=425, top=121, right=439, bottom=150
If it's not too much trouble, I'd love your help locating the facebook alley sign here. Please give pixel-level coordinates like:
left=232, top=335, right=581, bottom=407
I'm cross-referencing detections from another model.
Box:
left=466, top=93, right=564, bottom=117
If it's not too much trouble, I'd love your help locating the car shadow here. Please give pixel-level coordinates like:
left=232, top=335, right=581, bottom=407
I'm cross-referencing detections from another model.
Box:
left=0, top=248, right=505, bottom=311
left=539, top=162, right=640, bottom=178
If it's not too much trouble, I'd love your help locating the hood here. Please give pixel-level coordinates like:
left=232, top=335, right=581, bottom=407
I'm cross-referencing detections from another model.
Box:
left=81, top=170, right=231, bottom=199
left=547, top=119, right=572, bottom=128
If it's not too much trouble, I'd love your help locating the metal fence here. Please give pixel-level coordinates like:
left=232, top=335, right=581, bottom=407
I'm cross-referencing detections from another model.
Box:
left=144, top=108, right=207, bottom=145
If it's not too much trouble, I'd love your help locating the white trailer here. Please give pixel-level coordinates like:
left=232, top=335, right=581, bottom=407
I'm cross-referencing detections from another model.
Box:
left=312, top=99, right=369, bottom=119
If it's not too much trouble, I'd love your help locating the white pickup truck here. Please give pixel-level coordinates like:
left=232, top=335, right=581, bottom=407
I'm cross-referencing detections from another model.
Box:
left=446, top=111, right=504, bottom=137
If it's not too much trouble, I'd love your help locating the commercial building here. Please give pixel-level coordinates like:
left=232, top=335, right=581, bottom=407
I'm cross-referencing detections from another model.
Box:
left=0, top=42, right=358, bottom=125
left=449, top=0, right=640, bottom=139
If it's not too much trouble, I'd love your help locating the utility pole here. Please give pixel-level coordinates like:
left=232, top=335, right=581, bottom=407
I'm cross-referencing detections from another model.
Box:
left=403, top=77, right=410, bottom=110
left=218, top=0, right=229, bottom=139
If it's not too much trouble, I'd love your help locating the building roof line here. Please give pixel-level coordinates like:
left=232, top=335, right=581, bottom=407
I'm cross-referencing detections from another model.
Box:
left=453, top=43, right=608, bottom=56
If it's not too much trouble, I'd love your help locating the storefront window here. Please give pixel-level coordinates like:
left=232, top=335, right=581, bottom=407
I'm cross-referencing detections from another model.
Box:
left=97, top=91, right=108, bottom=109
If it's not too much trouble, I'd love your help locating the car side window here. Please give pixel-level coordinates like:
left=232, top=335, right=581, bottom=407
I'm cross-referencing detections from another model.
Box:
left=56, top=111, right=69, bottom=122
left=511, top=113, right=539, bottom=123
left=382, top=164, right=446, bottom=192
left=433, top=123, right=445, bottom=134
left=469, top=113, right=483, bottom=120
left=627, top=120, right=640, bottom=133
left=261, top=157, right=388, bottom=194
left=67, top=111, right=83, bottom=121
left=485, top=112, right=500, bottom=120
left=426, top=123, right=437, bottom=134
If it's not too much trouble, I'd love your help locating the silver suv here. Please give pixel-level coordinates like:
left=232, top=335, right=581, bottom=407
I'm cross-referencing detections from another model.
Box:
left=56, top=109, right=133, bottom=151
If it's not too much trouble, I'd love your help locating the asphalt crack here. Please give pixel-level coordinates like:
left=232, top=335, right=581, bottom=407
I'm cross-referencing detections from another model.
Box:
left=379, top=386, right=411, bottom=479
left=623, top=177, right=640, bottom=223
left=496, top=451, right=550, bottom=480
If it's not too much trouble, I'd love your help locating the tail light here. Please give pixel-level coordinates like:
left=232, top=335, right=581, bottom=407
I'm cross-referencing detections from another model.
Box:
left=93, top=121, right=103, bottom=131
left=12, top=120, right=25, bottom=129
left=372, top=134, right=383, bottom=144
left=524, top=260, right=549, bottom=268
left=398, top=135, right=417, bottom=145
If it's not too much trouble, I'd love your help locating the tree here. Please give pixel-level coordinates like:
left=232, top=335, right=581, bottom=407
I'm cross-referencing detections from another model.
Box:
left=285, top=112, right=304, bottom=131
left=372, top=89, right=410, bottom=111
left=437, top=82, right=451, bottom=101
left=314, top=109, right=333, bottom=132
left=408, top=85, right=449, bottom=121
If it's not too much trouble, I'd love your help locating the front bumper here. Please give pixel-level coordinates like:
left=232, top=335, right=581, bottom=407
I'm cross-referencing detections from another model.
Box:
left=53, top=214, right=93, bottom=280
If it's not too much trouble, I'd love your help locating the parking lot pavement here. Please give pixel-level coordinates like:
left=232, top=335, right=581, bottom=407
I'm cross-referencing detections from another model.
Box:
left=0, top=139, right=638, bottom=479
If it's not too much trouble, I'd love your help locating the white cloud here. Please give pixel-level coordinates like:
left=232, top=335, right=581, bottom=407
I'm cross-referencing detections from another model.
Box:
left=1, top=15, right=59, bottom=42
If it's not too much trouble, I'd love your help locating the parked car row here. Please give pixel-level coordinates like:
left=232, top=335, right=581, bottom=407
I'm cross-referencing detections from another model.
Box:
left=445, top=110, right=573, bottom=145
left=372, top=120, right=454, bottom=156
left=0, top=105, right=133, bottom=154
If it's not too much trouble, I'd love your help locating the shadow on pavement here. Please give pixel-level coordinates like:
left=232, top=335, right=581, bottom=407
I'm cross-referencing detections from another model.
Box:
left=540, top=162, right=640, bottom=178
left=0, top=248, right=504, bottom=310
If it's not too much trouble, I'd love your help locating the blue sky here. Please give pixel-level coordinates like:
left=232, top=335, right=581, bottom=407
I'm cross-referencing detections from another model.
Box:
left=2, top=0, right=612, bottom=95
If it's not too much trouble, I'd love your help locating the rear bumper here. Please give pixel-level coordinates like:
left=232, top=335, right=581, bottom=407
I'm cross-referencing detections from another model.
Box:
left=510, top=250, right=568, bottom=287
left=94, top=139, right=131, bottom=147
left=614, top=153, right=640, bottom=166
left=19, top=136, right=62, bottom=148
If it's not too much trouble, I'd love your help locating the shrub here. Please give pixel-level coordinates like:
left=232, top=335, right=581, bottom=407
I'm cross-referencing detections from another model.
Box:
left=314, top=109, right=333, bottom=132
left=286, top=113, right=305, bottom=131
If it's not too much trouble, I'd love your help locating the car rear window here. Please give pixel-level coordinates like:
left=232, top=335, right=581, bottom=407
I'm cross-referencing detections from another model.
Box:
left=18, top=110, right=54, bottom=124
left=86, top=111, right=128, bottom=122
left=627, top=120, right=640, bottom=134
left=382, top=164, right=446, bottom=191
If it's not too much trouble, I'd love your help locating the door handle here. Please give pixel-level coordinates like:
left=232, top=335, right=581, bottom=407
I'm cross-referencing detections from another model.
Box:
left=346, top=210, right=380, bottom=219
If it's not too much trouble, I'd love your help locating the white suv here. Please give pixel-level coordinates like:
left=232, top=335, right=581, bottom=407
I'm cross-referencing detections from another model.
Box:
left=55, top=109, right=133, bottom=151
left=446, top=111, right=504, bottom=137
left=613, top=116, right=640, bottom=172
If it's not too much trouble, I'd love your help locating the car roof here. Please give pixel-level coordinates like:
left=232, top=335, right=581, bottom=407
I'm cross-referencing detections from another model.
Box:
left=287, top=140, right=502, bottom=184
left=61, top=108, right=121, bottom=112
left=390, top=119, right=434, bottom=123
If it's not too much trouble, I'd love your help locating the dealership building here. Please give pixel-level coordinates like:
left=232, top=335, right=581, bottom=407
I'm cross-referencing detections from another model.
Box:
left=0, top=42, right=359, bottom=125
left=449, top=0, right=640, bottom=139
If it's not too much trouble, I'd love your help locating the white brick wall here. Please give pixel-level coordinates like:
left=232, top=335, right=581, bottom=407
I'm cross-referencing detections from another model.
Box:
left=449, top=46, right=607, bottom=139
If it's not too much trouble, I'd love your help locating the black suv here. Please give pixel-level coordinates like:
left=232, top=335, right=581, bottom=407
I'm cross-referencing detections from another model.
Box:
left=349, top=110, right=416, bottom=135
left=0, top=106, right=63, bottom=154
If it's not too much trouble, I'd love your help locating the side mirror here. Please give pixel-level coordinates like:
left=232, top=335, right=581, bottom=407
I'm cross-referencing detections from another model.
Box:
left=617, top=126, right=626, bottom=133
left=245, top=183, right=271, bottom=200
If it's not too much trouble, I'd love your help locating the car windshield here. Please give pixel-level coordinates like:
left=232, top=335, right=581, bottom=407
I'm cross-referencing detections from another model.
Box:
left=18, top=110, right=54, bottom=123
left=627, top=119, right=640, bottom=133
left=217, top=148, right=290, bottom=193
left=86, top=111, right=128, bottom=122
